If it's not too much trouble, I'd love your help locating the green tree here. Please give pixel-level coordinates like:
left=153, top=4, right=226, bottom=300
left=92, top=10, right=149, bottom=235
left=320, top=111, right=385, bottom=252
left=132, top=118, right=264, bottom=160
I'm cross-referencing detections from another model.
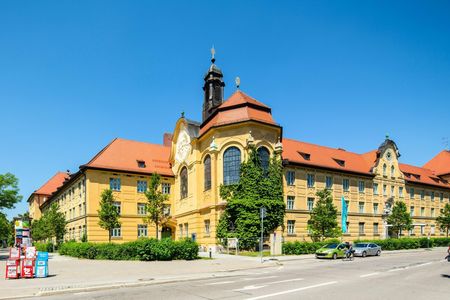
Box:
left=0, top=173, right=22, bottom=210
left=0, top=212, right=11, bottom=244
left=144, top=173, right=169, bottom=239
left=387, top=201, right=412, bottom=238
left=98, top=189, right=121, bottom=242
left=436, top=203, right=450, bottom=238
left=217, top=145, right=285, bottom=250
left=307, top=189, right=341, bottom=241
left=31, top=218, right=49, bottom=241
left=45, top=204, right=67, bottom=242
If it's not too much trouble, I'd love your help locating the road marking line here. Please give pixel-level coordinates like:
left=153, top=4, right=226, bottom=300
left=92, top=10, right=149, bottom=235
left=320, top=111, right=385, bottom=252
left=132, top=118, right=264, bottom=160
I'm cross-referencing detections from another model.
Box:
left=206, top=281, right=235, bottom=285
left=360, top=272, right=380, bottom=278
left=244, top=281, right=338, bottom=300
left=412, top=262, right=433, bottom=268
left=388, top=268, right=406, bottom=272
left=267, top=278, right=304, bottom=284
left=243, top=276, right=278, bottom=281
left=234, top=285, right=267, bottom=291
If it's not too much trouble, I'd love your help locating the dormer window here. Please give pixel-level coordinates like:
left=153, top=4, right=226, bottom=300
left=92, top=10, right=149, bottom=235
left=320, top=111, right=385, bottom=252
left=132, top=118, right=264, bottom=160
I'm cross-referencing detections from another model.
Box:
left=137, top=160, right=146, bottom=168
left=298, top=151, right=311, bottom=160
left=334, top=158, right=345, bottom=167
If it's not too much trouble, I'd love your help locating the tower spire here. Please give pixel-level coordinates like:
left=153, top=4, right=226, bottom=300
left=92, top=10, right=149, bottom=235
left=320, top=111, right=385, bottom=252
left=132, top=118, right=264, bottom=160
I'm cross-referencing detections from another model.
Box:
left=202, top=48, right=225, bottom=122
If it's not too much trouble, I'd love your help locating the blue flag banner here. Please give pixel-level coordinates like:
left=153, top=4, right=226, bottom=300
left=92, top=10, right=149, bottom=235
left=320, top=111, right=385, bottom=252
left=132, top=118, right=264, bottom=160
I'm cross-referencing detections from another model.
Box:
left=341, top=196, right=348, bottom=233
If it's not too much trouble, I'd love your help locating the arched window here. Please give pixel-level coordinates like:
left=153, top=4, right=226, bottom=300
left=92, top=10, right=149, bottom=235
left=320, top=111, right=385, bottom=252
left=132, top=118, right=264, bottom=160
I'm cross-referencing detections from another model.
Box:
left=391, top=165, right=395, bottom=177
left=383, top=164, right=387, bottom=176
left=180, top=167, right=188, bottom=199
left=257, top=146, right=270, bottom=174
left=204, top=155, right=211, bottom=190
left=223, top=147, right=241, bottom=185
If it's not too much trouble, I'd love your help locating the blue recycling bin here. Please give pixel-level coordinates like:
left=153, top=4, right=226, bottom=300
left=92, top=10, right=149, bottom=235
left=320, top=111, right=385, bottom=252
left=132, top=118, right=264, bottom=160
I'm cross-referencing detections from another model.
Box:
left=35, top=251, right=49, bottom=278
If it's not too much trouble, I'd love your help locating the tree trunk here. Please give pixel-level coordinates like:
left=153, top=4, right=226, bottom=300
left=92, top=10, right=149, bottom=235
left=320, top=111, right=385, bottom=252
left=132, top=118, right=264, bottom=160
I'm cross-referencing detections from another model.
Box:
left=447, top=227, right=449, bottom=238
left=156, top=223, right=159, bottom=240
left=108, top=229, right=111, bottom=243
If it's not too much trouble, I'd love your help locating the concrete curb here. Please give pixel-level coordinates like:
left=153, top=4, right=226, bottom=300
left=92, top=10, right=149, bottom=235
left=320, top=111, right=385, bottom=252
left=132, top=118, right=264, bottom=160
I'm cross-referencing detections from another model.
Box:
left=0, top=264, right=279, bottom=300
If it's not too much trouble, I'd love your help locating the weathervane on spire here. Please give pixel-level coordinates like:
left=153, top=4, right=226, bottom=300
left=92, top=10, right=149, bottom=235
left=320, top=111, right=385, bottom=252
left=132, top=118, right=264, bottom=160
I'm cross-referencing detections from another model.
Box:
left=211, top=46, right=215, bottom=63
left=235, top=77, right=240, bottom=90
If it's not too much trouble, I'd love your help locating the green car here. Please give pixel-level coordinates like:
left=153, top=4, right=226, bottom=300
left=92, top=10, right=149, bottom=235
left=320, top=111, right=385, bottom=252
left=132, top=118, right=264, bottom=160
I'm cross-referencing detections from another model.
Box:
left=315, top=243, right=347, bottom=259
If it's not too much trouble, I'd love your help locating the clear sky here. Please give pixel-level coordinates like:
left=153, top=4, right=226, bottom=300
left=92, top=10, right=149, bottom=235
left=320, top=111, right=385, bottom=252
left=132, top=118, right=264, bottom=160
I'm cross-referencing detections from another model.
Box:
left=1, top=1, right=449, bottom=219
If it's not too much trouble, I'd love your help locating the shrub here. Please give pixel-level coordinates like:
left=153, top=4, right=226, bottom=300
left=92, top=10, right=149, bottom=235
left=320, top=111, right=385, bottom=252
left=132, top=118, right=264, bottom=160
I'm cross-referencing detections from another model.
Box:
left=282, top=237, right=450, bottom=255
left=58, top=238, right=198, bottom=261
left=34, top=242, right=54, bottom=253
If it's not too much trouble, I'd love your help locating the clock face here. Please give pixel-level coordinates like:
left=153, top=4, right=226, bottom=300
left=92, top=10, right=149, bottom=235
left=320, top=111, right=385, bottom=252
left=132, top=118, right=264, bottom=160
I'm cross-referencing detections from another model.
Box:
left=175, top=126, right=191, bottom=164
left=386, top=151, right=392, bottom=161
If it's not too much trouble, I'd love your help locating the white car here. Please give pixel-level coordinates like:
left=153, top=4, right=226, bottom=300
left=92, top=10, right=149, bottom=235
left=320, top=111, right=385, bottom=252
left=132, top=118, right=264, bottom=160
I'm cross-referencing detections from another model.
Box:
left=353, top=243, right=381, bottom=257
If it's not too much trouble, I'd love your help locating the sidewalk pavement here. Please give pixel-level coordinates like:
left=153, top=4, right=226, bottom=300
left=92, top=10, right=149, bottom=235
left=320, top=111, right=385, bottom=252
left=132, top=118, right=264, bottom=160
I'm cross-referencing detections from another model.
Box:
left=0, top=249, right=278, bottom=300
left=0, top=247, right=446, bottom=299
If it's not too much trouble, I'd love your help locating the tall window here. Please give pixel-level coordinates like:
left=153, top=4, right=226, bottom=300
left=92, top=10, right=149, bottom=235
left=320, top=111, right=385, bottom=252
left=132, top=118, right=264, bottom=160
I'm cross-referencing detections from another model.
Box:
left=112, top=227, right=121, bottom=237
left=431, top=191, right=435, bottom=201
left=287, top=220, right=295, bottom=235
left=440, top=192, right=444, bottom=202
left=204, top=155, right=211, bottom=190
left=343, top=179, right=350, bottom=192
left=137, top=203, right=146, bottom=215
left=373, top=203, right=379, bottom=214
left=359, top=202, right=365, bottom=213
left=399, top=187, right=404, bottom=197
left=359, top=222, right=365, bottom=235
left=184, top=223, right=189, bottom=237
left=286, top=171, right=295, bottom=186
left=420, top=190, right=425, bottom=200
left=223, top=147, right=241, bottom=185
left=180, top=167, right=188, bottom=199
left=137, top=180, right=147, bottom=193
left=257, top=147, right=270, bottom=174
left=204, top=220, right=210, bottom=235
left=307, top=198, right=314, bottom=211
left=110, top=178, right=121, bottom=191
left=137, top=224, right=148, bottom=237
left=326, top=176, right=333, bottom=189
left=373, top=223, right=379, bottom=235
left=410, top=188, right=415, bottom=199
left=373, top=183, right=379, bottom=195
left=162, top=183, right=171, bottom=194
left=383, top=185, right=387, bottom=196
left=358, top=181, right=365, bottom=193
left=410, top=206, right=414, bottom=217
left=391, top=165, right=395, bottom=177
left=383, top=164, right=387, bottom=176
left=420, top=207, right=425, bottom=216
left=287, top=196, right=295, bottom=210
left=307, top=174, right=315, bottom=188
left=113, top=202, right=121, bottom=215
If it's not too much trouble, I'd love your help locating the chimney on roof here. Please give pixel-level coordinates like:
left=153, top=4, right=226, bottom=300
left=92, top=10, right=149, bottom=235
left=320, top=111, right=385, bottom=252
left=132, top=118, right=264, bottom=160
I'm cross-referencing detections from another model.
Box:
left=163, top=133, right=173, bottom=147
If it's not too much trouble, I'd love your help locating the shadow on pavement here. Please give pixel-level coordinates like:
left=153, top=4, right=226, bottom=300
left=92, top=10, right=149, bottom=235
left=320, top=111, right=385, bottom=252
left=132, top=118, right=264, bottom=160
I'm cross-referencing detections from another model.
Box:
left=440, top=274, right=450, bottom=278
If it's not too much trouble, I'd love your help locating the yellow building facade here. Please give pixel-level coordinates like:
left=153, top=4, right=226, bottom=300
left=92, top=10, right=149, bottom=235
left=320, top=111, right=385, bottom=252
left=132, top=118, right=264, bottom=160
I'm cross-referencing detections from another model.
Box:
left=32, top=56, right=450, bottom=249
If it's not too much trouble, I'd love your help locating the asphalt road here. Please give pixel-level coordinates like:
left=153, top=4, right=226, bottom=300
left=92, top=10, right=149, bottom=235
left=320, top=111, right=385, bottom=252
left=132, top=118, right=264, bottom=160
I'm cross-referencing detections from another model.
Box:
left=27, top=250, right=450, bottom=300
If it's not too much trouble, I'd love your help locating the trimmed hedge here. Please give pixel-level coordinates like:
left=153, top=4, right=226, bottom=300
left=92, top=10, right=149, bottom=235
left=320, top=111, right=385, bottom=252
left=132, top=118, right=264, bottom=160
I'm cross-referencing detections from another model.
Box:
left=58, top=238, right=198, bottom=261
left=283, top=237, right=450, bottom=255
left=34, top=242, right=54, bottom=253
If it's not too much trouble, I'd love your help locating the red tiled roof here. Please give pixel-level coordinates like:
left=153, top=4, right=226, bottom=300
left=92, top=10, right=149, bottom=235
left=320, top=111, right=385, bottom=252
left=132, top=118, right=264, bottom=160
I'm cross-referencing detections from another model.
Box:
left=423, top=150, right=450, bottom=176
left=199, top=91, right=277, bottom=135
left=35, top=172, right=69, bottom=196
left=282, top=138, right=374, bottom=175
left=399, top=163, right=449, bottom=188
left=82, top=138, right=173, bottom=176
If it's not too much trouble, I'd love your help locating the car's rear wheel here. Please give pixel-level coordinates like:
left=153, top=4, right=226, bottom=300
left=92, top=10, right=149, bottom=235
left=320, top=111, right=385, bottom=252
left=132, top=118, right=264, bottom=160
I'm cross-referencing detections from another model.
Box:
left=376, top=250, right=381, bottom=256
left=362, top=251, right=367, bottom=258
left=332, top=253, right=337, bottom=260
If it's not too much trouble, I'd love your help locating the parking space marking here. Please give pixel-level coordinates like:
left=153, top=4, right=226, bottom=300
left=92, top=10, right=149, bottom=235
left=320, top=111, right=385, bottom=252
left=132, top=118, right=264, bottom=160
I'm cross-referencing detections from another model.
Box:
left=360, top=272, right=380, bottom=278
left=245, top=281, right=339, bottom=300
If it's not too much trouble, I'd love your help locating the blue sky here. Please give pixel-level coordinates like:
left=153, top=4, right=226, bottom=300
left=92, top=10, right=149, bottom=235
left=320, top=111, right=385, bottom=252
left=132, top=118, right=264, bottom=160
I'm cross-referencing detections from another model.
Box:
left=1, top=1, right=449, bottom=219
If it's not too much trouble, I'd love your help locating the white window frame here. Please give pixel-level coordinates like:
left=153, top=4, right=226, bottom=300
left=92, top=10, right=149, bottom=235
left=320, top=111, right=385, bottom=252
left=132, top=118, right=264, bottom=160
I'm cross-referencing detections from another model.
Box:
left=137, top=203, right=146, bottom=215
left=112, top=227, right=121, bottom=237
left=137, top=224, right=148, bottom=237
left=307, top=198, right=314, bottom=211
left=287, top=220, right=295, bottom=235
left=162, top=183, right=171, bottom=194
left=287, top=196, right=295, bottom=210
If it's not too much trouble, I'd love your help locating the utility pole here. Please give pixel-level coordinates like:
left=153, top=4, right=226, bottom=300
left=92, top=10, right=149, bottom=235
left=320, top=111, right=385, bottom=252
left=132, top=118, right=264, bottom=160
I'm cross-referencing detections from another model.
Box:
left=260, top=207, right=266, bottom=263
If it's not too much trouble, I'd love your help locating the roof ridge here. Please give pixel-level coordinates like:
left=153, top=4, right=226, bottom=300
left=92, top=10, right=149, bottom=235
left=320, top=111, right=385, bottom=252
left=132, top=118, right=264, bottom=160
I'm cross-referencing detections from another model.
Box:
left=283, top=137, right=365, bottom=156
left=35, top=172, right=68, bottom=195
